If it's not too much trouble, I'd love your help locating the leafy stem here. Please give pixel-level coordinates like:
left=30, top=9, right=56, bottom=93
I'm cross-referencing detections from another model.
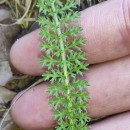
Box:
left=37, top=0, right=90, bottom=129
left=51, top=2, right=69, bottom=86
left=51, top=1, right=74, bottom=128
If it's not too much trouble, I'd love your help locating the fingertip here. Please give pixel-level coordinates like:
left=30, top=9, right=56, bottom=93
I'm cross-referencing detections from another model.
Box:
left=10, top=29, right=44, bottom=75
left=11, top=83, right=56, bottom=130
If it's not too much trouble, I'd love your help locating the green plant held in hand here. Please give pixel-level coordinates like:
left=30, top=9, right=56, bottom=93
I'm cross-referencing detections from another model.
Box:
left=37, top=0, right=91, bottom=129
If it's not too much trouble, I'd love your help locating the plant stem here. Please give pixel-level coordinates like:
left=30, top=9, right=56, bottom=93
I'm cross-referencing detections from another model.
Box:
left=51, top=2, right=74, bottom=128
left=51, top=3, right=69, bottom=86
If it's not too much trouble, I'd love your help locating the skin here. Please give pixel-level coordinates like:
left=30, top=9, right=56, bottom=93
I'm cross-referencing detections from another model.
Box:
left=10, top=0, right=130, bottom=129
left=91, top=112, right=130, bottom=130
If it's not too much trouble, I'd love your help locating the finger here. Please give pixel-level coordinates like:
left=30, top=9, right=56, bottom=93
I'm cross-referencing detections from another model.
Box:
left=10, top=0, right=130, bottom=75
left=11, top=83, right=56, bottom=130
left=79, top=0, right=130, bottom=62
left=86, top=55, right=130, bottom=118
left=91, top=112, right=130, bottom=130
left=10, top=29, right=45, bottom=75
left=11, top=56, right=130, bottom=130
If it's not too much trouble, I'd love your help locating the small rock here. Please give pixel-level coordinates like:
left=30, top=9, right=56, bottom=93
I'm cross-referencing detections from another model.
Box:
left=0, top=62, right=12, bottom=86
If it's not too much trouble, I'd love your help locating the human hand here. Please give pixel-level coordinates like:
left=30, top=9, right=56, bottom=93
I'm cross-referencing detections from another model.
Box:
left=10, top=0, right=130, bottom=129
